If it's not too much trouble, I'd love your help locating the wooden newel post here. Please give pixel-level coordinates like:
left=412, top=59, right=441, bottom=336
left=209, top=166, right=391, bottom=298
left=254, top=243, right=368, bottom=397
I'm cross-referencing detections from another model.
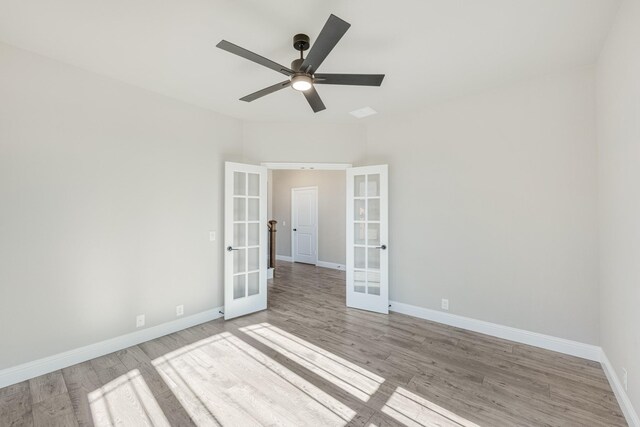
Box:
left=268, top=220, right=277, bottom=270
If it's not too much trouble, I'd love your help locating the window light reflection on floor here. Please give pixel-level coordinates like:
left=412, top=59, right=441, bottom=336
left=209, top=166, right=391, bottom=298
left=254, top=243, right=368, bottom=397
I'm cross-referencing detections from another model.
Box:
left=240, top=323, right=384, bottom=402
left=150, top=331, right=357, bottom=426
left=381, top=386, right=480, bottom=427
left=88, top=369, right=170, bottom=427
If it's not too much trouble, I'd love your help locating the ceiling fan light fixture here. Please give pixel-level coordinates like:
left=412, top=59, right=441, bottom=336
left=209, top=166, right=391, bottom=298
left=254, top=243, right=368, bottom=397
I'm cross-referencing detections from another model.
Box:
left=217, top=14, right=384, bottom=113
left=291, top=74, right=313, bottom=91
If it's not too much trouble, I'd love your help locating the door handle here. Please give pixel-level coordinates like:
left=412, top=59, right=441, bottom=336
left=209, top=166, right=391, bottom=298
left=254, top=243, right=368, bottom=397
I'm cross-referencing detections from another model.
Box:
left=376, top=244, right=387, bottom=250
left=227, top=246, right=239, bottom=252
left=293, top=228, right=297, bottom=231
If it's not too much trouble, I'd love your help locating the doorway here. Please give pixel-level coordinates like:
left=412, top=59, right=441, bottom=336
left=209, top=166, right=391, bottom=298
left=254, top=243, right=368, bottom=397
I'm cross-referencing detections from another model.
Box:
left=223, top=161, right=389, bottom=319
left=267, top=165, right=346, bottom=270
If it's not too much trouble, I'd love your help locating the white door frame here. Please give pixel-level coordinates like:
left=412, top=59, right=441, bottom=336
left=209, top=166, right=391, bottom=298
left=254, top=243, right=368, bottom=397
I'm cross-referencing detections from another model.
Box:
left=291, top=186, right=319, bottom=265
left=262, top=162, right=352, bottom=170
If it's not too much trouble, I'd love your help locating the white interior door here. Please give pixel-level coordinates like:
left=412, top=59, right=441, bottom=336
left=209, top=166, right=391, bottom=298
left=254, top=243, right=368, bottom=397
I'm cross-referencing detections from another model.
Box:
left=224, top=162, right=267, bottom=320
left=346, top=165, right=388, bottom=314
left=292, top=187, right=318, bottom=265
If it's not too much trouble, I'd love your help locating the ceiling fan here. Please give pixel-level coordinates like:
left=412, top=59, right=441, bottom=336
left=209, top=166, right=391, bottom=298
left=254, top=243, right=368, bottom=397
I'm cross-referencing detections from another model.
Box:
left=216, top=14, right=385, bottom=113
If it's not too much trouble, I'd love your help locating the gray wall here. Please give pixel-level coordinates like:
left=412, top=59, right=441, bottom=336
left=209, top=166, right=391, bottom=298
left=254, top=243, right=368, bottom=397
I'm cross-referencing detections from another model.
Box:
left=244, top=66, right=599, bottom=345
left=365, top=68, right=599, bottom=344
left=597, top=0, right=640, bottom=411
left=241, top=121, right=366, bottom=165
left=270, top=170, right=346, bottom=265
left=0, top=42, right=242, bottom=369
left=0, top=39, right=607, bottom=373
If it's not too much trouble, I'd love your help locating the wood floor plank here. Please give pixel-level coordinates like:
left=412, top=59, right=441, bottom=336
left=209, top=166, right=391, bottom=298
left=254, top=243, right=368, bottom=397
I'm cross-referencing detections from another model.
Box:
left=0, top=381, right=33, bottom=427
left=29, top=371, right=67, bottom=404
left=0, top=261, right=627, bottom=426
left=61, top=361, right=101, bottom=427
left=31, top=392, right=78, bottom=427
left=116, top=346, right=197, bottom=426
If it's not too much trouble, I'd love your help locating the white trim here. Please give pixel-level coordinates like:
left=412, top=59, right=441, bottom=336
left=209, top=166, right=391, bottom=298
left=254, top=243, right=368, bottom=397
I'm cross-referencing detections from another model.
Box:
left=389, top=300, right=638, bottom=425
left=291, top=186, right=318, bottom=265
left=389, top=300, right=601, bottom=361
left=0, top=306, right=224, bottom=389
left=262, top=162, right=352, bottom=170
left=601, top=350, right=640, bottom=427
left=276, top=255, right=293, bottom=262
left=316, top=261, right=345, bottom=271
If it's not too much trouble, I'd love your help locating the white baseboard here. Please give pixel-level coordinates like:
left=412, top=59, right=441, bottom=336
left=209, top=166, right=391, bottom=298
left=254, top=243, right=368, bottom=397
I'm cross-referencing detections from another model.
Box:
left=390, top=300, right=638, bottom=426
left=275, top=256, right=344, bottom=271
left=0, top=306, right=223, bottom=389
left=267, top=267, right=274, bottom=279
left=316, top=261, right=345, bottom=271
left=601, top=350, right=640, bottom=427
left=389, top=300, right=601, bottom=361
left=4, top=294, right=635, bottom=426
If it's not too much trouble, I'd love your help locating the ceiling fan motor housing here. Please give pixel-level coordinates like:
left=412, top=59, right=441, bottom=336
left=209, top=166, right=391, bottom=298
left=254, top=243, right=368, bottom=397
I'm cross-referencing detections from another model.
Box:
left=293, top=33, right=310, bottom=51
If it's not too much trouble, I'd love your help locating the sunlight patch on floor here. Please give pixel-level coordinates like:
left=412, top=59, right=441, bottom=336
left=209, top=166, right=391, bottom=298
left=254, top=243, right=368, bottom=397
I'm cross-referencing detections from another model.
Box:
left=381, top=386, right=479, bottom=427
left=240, top=322, right=384, bottom=402
left=151, top=331, right=357, bottom=426
left=88, top=369, right=170, bottom=427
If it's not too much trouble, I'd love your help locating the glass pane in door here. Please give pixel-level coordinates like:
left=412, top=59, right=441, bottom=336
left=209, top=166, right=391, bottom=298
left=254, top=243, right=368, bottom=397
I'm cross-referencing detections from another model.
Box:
left=354, top=199, right=366, bottom=220
left=233, top=224, right=246, bottom=247
left=367, top=223, right=380, bottom=245
left=247, top=272, right=259, bottom=296
left=367, top=174, right=380, bottom=197
left=233, top=275, right=246, bottom=299
left=367, top=271, right=381, bottom=295
left=355, top=224, right=366, bottom=245
left=248, top=247, right=259, bottom=271
left=368, top=199, right=380, bottom=221
left=355, top=247, right=366, bottom=269
left=234, top=198, right=246, bottom=221
left=234, top=172, right=246, bottom=196
left=354, top=270, right=366, bottom=293
left=354, top=175, right=366, bottom=197
left=367, top=249, right=380, bottom=269
left=234, top=249, right=246, bottom=274
left=248, top=198, right=259, bottom=221
left=247, top=223, right=260, bottom=246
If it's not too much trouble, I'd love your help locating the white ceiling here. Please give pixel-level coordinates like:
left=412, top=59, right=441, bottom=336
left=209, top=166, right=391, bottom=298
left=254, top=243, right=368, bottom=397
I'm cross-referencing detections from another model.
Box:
left=0, top=0, right=620, bottom=122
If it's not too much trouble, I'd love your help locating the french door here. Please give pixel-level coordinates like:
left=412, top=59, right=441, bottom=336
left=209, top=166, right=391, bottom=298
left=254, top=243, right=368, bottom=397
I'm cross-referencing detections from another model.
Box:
left=346, top=165, right=389, bottom=314
left=224, top=162, right=268, bottom=320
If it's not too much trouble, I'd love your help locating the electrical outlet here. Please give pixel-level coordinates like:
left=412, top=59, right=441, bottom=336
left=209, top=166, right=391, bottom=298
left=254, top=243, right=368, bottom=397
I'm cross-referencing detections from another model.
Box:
left=623, top=368, right=628, bottom=391
left=176, top=304, right=184, bottom=317
left=441, top=299, right=449, bottom=311
left=209, top=231, right=216, bottom=241
left=136, top=314, right=145, bottom=328
left=283, top=221, right=286, bottom=226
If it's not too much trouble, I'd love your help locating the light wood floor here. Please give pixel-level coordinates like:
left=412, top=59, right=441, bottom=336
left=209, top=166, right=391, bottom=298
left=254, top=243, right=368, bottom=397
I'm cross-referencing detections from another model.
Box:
left=0, top=262, right=626, bottom=426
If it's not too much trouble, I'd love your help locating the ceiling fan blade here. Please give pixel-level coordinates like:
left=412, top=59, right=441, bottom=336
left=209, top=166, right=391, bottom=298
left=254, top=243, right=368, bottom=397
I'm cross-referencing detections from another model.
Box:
left=216, top=40, right=294, bottom=76
left=314, top=73, right=385, bottom=86
left=303, top=86, right=326, bottom=113
left=240, top=80, right=291, bottom=102
left=300, top=15, right=351, bottom=74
